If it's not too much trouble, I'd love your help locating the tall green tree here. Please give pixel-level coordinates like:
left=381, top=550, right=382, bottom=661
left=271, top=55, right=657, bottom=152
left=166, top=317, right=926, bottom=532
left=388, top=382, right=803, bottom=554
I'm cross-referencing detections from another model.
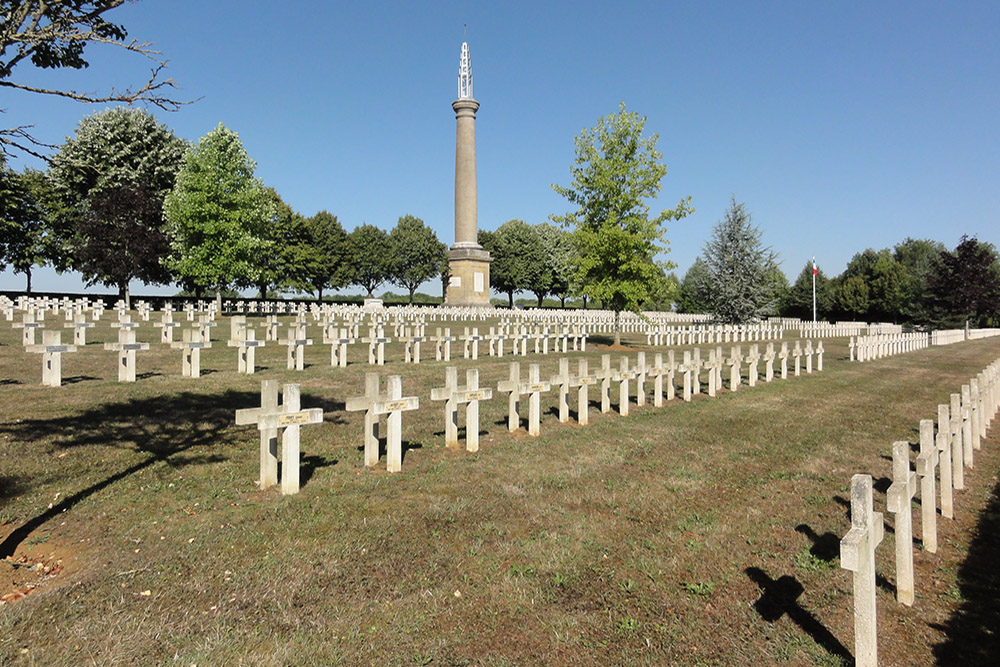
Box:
left=303, top=211, right=350, bottom=301
left=552, top=102, right=691, bottom=343
left=163, top=124, right=274, bottom=305
left=0, top=161, right=47, bottom=292
left=894, top=238, right=946, bottom=325
left=388, top=215, right=446, bottom=304
left=928, top=235, right=1000, bottom=327
left=480, top=220, right=549, bottom=308
left=677, top=258, right=712, bottom=314
left=247, top=187, right=319, bottom=299
left=837, top=248, right=907, bottom=322
left=701, top=198, right=778, bottom=324
left=535, top=222, right=576, bottom=307
left=347, top=224, right=390, bottom=297
left=643, top=268, right=680, bottom=312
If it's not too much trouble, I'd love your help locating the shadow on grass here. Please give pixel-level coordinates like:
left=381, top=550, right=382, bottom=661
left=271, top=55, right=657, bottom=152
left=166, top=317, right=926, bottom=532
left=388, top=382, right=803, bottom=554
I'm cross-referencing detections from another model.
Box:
left=746, top=566, right=853, bottom=663
left=0, top=388, right=260, bottom=558
left=932, top=476, right=1000, bottom=664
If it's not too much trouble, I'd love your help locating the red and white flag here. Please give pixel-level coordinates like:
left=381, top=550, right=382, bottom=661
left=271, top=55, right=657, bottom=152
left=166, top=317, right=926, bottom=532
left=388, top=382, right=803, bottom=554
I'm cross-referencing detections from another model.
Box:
left=812, top=259, right=818, bottom=276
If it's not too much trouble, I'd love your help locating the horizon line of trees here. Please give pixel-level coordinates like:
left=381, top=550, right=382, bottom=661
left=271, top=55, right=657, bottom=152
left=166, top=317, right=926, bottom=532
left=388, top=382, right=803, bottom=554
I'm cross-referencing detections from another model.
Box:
left=0, top=108, right=449, bottom=306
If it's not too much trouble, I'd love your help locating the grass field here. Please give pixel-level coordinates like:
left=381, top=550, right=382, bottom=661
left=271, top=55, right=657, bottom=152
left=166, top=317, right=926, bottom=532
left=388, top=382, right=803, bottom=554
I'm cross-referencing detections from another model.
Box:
left=1, top=314, right=998, bottom=665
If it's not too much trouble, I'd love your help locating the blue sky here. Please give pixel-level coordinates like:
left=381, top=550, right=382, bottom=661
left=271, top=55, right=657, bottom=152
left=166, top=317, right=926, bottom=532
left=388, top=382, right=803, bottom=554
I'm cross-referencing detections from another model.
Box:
left=3, top=0, right=998, bottom=297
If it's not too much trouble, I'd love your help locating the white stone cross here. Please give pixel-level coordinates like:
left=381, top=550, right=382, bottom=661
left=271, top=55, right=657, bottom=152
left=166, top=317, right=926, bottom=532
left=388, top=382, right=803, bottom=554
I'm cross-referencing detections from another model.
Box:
left=634, top=352, right=648, bottom=407
left=726, top=346, right=742, bottom=392
left=763, top=343, right=775, bottom=382
left=497, top=362, right=551, bottom=436
left=886, top=440, right=917, bottom=606
left=594, top=354, right=618, bottom=413
left=937, top=403, right=954, bottom=519
left=402, top=327, right=424, bottom=364
left=13, top=312, right=42, bottom=346
left=949, top=393, right=965, bottom=489
left=705, top=348, right=721, bottom=397
left=155, top=310, right=181, bottom=343
left=64, top=312, right=95, bottom=345
left=361, top=325, right=391, bottom=365
left=461, top=327, right=483, bottom=360
left=105, top=326, right=150, bottom=382
left=431, top=327, right=456, bottom=361
left=170, top=327, right=212, bottom=378
left=617, top=356, right=636, bottom=416
left=840, top=473, right=885, bottom=667
left=915, top=419, right=937, bottom=553
left=647, top=353, right=667, bottom=407
left=678, top=351, right=696, bottom=402
left=323, top=326, right=354, bottom=367
left=346, top=374, right=419, bottom=473
left=235, top=380, right=323, bottom=495
left=431, top=367, right=492, bottom=451
left=745, top=344, right=760, bottom=387
left=803, top=340, right=814, bottom=374
left=815, top=341, right=824, bottom=371
left=778, top=342, right=789, bottom=379
left=792, top=341, right=803, bottom=377
left=26, top=330, right=77, bottom=387
left=228, top=326, right=264, bottom=374
left=961, top=385, right=974, bottom=469
left=278, top=322, right=312, bottom=370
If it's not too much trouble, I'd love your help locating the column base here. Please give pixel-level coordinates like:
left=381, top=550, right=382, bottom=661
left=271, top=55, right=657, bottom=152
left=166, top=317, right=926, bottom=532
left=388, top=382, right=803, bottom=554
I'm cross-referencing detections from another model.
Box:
left=445, top=246, right=492, bottom=307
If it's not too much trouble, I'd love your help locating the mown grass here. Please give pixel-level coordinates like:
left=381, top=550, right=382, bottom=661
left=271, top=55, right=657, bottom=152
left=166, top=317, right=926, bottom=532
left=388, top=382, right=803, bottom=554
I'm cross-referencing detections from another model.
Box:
left=0, top=314, right=997, bottom=665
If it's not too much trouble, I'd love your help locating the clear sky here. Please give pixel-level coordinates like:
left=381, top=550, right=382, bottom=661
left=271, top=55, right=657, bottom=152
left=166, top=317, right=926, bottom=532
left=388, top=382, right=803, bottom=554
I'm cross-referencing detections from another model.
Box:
left=3, top=0, right=998, bottom=297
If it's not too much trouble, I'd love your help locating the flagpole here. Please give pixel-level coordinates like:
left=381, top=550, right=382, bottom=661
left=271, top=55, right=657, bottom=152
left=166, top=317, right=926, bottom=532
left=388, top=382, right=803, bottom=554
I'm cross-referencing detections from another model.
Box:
left=812, top=256, right=817, bottom=324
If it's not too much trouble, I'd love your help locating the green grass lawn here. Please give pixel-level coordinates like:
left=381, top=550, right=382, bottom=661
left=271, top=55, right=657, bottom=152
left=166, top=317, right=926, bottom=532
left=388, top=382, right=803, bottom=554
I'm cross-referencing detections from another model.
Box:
left=1, top=314, right=998, bottom=665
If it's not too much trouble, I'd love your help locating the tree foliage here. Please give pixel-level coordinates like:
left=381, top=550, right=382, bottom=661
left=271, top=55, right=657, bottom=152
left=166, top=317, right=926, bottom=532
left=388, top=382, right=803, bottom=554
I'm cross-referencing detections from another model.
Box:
left=552, top=103, right=691, bottom=341
left=163, top=124, right=273, bottom=301
left=480, top=220, right=549, bottom=307
left=47, top=107, right=185, bottom=297
left=75, top=184, right=172, bottom=303
left=247, top=187, right=318, bottom=299
left=0, top=159, right=47, bottom=291
left=784, top=262, right=833, bottom=320
left=894, top=237, right=946, bottom=325
left=303, top=210, right=350, bottom=301
left=0, top=1, right=187, bottom=159
left=677, top=258, right=712, bottom=314
left=535, top=222, right=576, bottom=307
left=347, top=224, right=390, bottom=297
left=928, top=235, right=1000, bottom=327
left=388, top=215, right=446, bottom=303
left=701, top=198, right=779, bottom=324
left=834, top=248, right=906, bottom=321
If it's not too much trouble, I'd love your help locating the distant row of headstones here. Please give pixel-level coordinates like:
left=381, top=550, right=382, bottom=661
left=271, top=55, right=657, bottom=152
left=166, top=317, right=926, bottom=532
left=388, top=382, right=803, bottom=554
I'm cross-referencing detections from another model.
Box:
left=840, top=357, right=1000, bottom=666
left=234, top=339, right=826, bottom=493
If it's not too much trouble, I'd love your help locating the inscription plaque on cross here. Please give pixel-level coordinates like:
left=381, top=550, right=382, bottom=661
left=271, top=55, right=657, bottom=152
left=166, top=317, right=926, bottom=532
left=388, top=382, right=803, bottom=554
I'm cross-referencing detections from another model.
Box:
left=840, top=473, right=885, bottom=667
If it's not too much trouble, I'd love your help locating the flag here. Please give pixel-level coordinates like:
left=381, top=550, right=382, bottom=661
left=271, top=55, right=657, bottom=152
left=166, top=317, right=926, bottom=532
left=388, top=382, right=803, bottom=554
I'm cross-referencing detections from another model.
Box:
left=812, top=259, right=817, bottom=276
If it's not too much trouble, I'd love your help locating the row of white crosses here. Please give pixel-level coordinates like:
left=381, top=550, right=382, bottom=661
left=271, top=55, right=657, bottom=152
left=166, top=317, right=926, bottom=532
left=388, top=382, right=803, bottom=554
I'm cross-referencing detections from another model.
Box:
left=840, top=357, right=1000, bottom=666
left=849, top=332, right=929, bottom=362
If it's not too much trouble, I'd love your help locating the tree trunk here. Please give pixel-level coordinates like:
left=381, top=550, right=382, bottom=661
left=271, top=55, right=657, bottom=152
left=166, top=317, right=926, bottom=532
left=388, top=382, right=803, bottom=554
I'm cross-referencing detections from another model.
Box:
left=24, top=269, right=32, bottom=294
left=215, top=289, right=223, bottom=311
left=258, top=281, right=267, bottom=300
left=507, top=290, right=514, bottom=308
left=317, top=287, right=324, bottom=302
left=536, top=293, right=544, bottom=307
left=560, top=296, right=566, bottom=308
left=582, top=295, right=588, bottom=310
left=120, top=283, right=131, bottom=310
left=614, top=309, right=621, bottom=346
left=409, top=287, right=416, bottom=304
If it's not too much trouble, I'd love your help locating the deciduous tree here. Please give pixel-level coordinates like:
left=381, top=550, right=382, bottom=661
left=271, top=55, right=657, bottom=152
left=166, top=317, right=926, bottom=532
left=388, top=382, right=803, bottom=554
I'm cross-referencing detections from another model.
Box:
left=304, top=211, right=350, bottom=301
left=163, top=124, right=273, bottom=305
left=388, top=215, right=446, bottom=304
left=347, top=224, right=390, bottom=297
left=929, top=235, right=1000, bottom=327
left=480, top=220, right=548, bottom=308
left=0, top=160, right=47, bottom=292
left=552, top=102, right=691, bottom=342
